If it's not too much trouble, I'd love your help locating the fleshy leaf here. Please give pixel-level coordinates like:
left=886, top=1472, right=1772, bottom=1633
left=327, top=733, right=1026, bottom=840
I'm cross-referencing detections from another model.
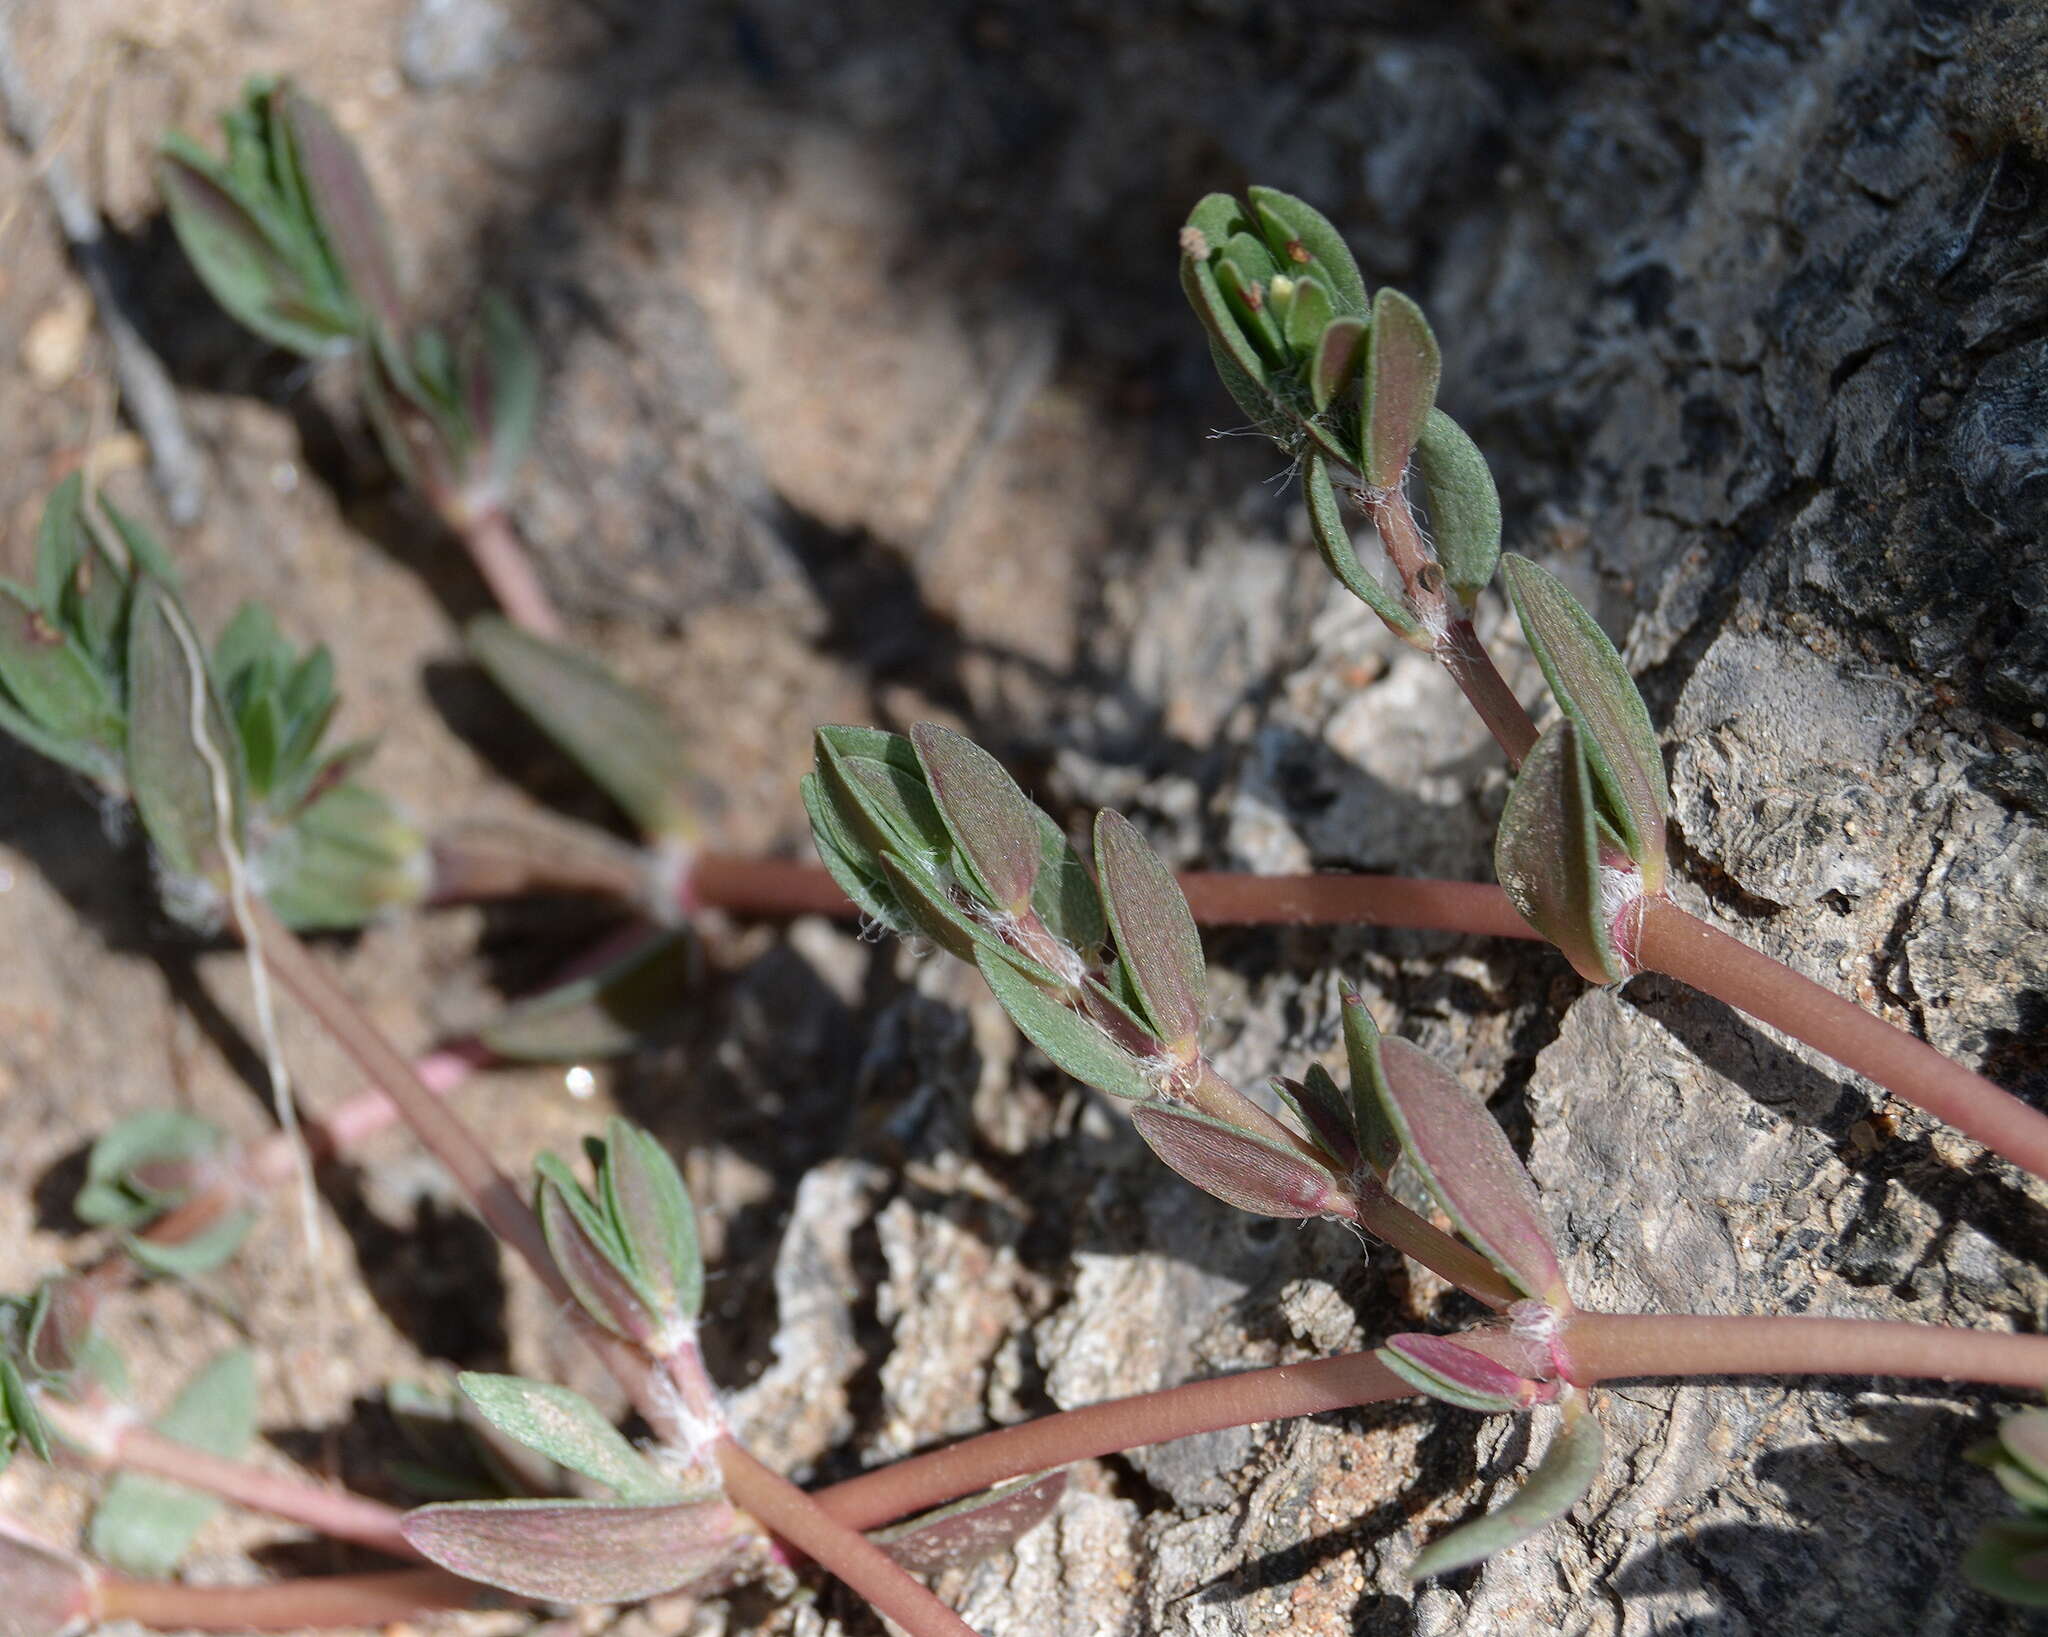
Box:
left=1310, top=315, right=1366, bottom=413
left=88, top=1348, right=257, bottom=1577
left=537, top=1166, right=659, bottom=1348
left=976, top=947, right=1153, bottom=1102
left=1379, top=1333, right=1556, bottom=1414
left=870, top=1471, right=1068, bottom=1573
left=1276, top=1065, right=1360, bottom=1170
left=34, top=472, right=87, bottom=616
left=802, top=770, right=910, bottom=931
left=1340, top=993, right=1405, bottom=1180
left=1361, top=288, right=1440, bottom=489
left=910, top=722, right=1042, bottom=913
left=1181, top=254, right=1273, bottom=424
left=401, top=1495, right=737, bottom=1603
left=25, top=1277, right=98, bottom=1380
left=126, top=1206, right=256, bottom=1279
left=1279, top=273, right=1335, bottom=355
left=1493, top=719, right=1623, bottom=983
left=77, top=1112, right=222, bottom=1228
left=1094, top=810, right=1206, bottom=1052
left=1500, top=555, right=1667, bottom=890
left=1966, top=1519, right=2048, bottom=1607
left=1, top=1354, right=52, bottom=1465
left=1370, top=1037, right=1566, bottom=1305
left=601, top=1120, right=702, bottom=1326
left=1304, top=453, right=1429, bottom=647
left=464, top=292, right=542, bottom=502
left=126, top=578, right=242, bottom=882
left=1029, top=809, right=1107, bottom=955
left=2003, top=1410, right=2048, bottom=1490
left=479, top=931, right=691, bottom=1061
left=0, top=1520, right=95, bottom=1636
left=455, top=1374, right=674, bottom=1504
left=812, top=726, right=954, bottom=873
left=257, top=780, right=428, bottom=932
left=1410, top=1396, right=1604, bottom=1579
left=1413, top=410, right=1501, bottom=609
left=1130, top=1103, right=1338, bottom=1218
left=1246, top=185, right=1368, bottom=315
left=467, top=616, right=691, bottom=841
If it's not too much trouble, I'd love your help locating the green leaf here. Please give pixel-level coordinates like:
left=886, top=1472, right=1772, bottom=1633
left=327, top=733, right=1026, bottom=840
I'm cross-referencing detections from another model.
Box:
left=1500, top=555, right=1668, bottom=890
left=88, top=1348, right=257, bottom=1577
left=1966, top=1519, right=2048, bottom=1607
left=976, top=947, right=1153, bottom=1102
left=1182, top=192, right=1251, bottom=255
left=479, top=930, right=692, bottom=1062
left=1413, top=410, right=1501, bottom=609
left=802, top=771, right=910, bottom=932
left=0, top=1355, right=51, bottom=1465
left=455, top=1375, right=675, bottom=1505
left=211, top=601, right=285, bottom=696
left=813, top=726, right=955, bottom=872
left=1029, top=810, right=1107, bottom=955
left=126, top=578, right=242, bottom=882
left=0, top=690, right=122, bottom=787
left=1303, top=453, right=1429, bottom=647
left=1340, top=992, right=1405, bottom=1181
left=95, top=494, right=179, bottom=586
left=464, top=292, right=542, bottom=502
left=1246, top=186, right=1368, bottom=315
left=1379, top=1333, right=1554, bottom=1414
left=1494, top=719, right=1624, bottom=984
left=909, top=723, right=1042, bottom=914
left=869, top=1470, right=1068, bottom=1573
left=1410, top=1396, right=1604, bottom=1579
left=33, top=474, right=87, bottom=616
left=0, top=583, right=122, bottom=752
left=1279, top=273, right=1335, bottom=355
left=1310, top=315, right=1366, bottom=414
left=1275, top=1064, right=1359, bottom=1171
left=1361, top=288, right=1440, bottom=489
left=601, top=1120, right=702, bottom=1326
left=401, top=1494, right=738, bottom=1604
left=467, top=616, right=691, bottom=841
left=1215, top=251, right=1287, bottom=368
left=77, top=1111, right=222, bottom=1227
left=1129, top=1103, right=1338, bottom=1219
left=1093, top=810, right=1206, bottom=1051
left=24, top=1277, right=98, bottom=1380
left=257, top=781, right=426, bottom=932
left=1181, top=256, right=1274, bottom=422
left=1370, top=1036, right=1566, bottom=1306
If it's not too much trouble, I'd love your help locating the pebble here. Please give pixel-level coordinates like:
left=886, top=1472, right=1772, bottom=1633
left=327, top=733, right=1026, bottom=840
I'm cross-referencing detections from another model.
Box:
left=401, top=0, right=514, bottom=90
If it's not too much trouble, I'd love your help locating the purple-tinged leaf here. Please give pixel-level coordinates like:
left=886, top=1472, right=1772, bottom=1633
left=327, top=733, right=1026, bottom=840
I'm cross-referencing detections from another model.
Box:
left=1494, top=719, right=1625, bottom=984
left=601, top=1120, right=702, bottom=1325
left=125, top=1204, right=255, bottom=1279
left=1310, top=315, right=1366, bottom=413
left=25, top=1277, right=98, bottom=1379
left=78, top=1114, right=223, bottom=1228
left=461, top=292, right=541, bottom=503
left=1410, top=1395, right=1605, bottom=1579
left=1373, top=1037, right=1566, bottom=1305
left=812, top=726, right=954, bottom=871
left=910, top=723, right=1042, bottom=913
left=89, top=1348, right=257, bottom=1577
left=1214, top=234, right=1288, bottom=366
left=1501, top=554, right=1668, bottom=890
left=1412, top=410, right=1501, bottom=609
left=467, top=616, right=689, bottom=842
left=456, top=1374, right=673, bottom=1504
left=1304, top=454, right=1429, bottom=649
left=1247, top=186, right=1368, bottom=315
left=1181, top=192, right=1250, bottom=257
left=1275, top=1065, right=1359, bottom=1170
left=1028, top=809, right=1107, bottom=955
left=803, top=770, right=911, bottom=932
left=479, top=930, right=691, bottom=1063
left=1340, top=993, right=1405, bottom=1181
left=877, top=852, right=1063, bottom=987
left=872, top=1471, right=1068, bottom=1573
left=1, top=1354, right=51, bottom=1464
left=1379, top=1334, right=1557, bottom=1414
left=277, top=86, right=405, bottom=340
left=0, top=1520, right=96, bottom=1635
left=1094, top=810, right=1206, bottom=1052
left=537, top=1166, right=658, bottom=1348
left=402, top=1495, right=738, bottom=1603
left=978, top=948, right=1152, bottom=1102
left=1361, top=288, right=1440, bottom=489
left=1131, top=1103, right=1339, bottom=1219
left=1181, top=256, right=1274, bottom=426
left=1966, top=1519, right=2048, bottom=1607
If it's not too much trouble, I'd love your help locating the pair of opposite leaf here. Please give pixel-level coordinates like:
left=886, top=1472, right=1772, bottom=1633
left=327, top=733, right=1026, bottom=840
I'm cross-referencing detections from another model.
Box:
left=805, top=721, right=1605, bottom=1574
left=160, top=79, right=538, bottom=523
left=1182, top=189, right=1671, bottom=982
left=0, top=478, right=422, bottom=930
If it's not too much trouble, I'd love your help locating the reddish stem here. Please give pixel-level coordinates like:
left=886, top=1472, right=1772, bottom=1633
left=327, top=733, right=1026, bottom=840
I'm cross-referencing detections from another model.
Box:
left=1437, top=617, right=1538, bottom=767
left=97, top=1568, right=484, bottom=1629
left=1636, top=897, right=2048, bottom=1181
left=458, top=505, right=562, bottom=639
left=39, top=1397, right=415, bottom=1560
left=1566, top=1311, right=2048, bottom=1390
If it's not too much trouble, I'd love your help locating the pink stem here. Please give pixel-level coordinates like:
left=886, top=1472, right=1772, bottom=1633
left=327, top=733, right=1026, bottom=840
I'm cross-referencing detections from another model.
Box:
left=458, top=505, right=562, bottom=638
left=98, top=1568, right=483, bottom=1629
